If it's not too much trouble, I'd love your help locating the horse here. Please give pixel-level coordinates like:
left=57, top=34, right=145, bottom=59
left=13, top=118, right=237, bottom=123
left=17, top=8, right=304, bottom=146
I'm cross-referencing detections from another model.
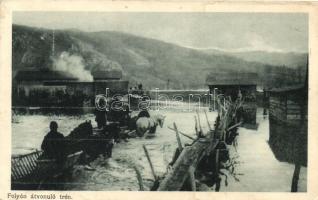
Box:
left=65, top=120, right=113, bottom=160
left=136, top=114, right=166, bottom=137
left=65, top=120, right=93, bottom=156
left=67, top=120, right=93, bottom=139
left=128, top=110, right=150, bottom=131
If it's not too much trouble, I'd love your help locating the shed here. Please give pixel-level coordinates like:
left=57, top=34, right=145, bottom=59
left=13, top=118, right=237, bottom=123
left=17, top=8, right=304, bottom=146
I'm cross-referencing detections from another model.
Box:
left=206, top=72, right=258, bottom=126
left=268, top=83, right=307, bottom=166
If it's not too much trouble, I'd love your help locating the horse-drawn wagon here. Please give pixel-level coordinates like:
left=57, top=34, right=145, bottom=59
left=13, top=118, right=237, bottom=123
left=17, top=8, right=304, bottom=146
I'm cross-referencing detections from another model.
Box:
left=11, top=150, right=83, bottom=190
left=11, top=120, right=115, bottom=190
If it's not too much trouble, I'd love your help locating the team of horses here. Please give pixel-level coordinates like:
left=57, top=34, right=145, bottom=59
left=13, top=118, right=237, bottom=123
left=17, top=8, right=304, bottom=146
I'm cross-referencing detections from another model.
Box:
left=66, top=111, right=166, bottom=160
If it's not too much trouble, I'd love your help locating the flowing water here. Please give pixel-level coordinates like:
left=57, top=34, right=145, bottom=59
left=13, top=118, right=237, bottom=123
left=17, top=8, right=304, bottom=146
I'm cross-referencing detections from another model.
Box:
left=12, top=108, right=307, bottom=191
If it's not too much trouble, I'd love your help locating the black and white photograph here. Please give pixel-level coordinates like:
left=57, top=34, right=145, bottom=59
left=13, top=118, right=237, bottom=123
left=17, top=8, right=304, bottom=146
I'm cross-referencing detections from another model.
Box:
left=9, top=11, right=308, bottom=192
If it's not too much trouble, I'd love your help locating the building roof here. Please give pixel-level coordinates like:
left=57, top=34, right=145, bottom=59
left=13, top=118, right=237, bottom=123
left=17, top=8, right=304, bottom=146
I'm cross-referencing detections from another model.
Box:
left=15, top=70, right=78, bottom=81
left=269, top=64, right=308, bottom=93
left=15, top=70, right=123, bottom=82
left=268, top=84, right=306, bottom=93
left=91, top=70, right=122, bottom=80
left=206, top=72, right=258, bottom=86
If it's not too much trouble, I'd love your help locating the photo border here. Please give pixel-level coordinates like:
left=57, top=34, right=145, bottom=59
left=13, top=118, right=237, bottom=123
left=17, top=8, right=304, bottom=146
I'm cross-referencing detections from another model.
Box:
left=1, top=1, right=318, bottom=200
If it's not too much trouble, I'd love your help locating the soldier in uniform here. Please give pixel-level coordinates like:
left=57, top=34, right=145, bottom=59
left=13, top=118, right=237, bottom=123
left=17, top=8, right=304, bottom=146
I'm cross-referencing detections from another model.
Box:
left=41, top=121, right=66, bottom=163
left=95, top=97, right=107, bottom=129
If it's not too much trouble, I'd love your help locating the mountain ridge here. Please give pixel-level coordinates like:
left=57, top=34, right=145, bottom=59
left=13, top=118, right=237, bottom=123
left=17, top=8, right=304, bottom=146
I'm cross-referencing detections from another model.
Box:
left=12, top=24, right=307, bottom=89
left=202, top=49, right=307, bottom=69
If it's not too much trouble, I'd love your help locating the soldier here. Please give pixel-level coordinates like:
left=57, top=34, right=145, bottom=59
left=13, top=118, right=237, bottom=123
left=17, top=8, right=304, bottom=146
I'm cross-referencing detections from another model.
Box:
left=41, top=121, right=66, bottom=163
left=95, top=98, right=107, bottom=129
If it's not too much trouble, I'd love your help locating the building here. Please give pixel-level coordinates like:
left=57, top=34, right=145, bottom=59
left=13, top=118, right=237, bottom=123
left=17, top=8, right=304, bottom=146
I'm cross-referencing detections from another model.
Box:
left=267, top=61, right=308, bottom=167
left=13, top=69, right=128, bottom=108
left=91, top=70, right=127, bottom=96
left=206, top=72, right=258, bottom=127
left=268, top=84, right=308, bottom=166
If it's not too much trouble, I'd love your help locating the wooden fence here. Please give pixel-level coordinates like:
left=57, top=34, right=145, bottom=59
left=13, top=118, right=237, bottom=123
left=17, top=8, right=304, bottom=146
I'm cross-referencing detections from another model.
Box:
left=136, top=95, right=243, bottom=191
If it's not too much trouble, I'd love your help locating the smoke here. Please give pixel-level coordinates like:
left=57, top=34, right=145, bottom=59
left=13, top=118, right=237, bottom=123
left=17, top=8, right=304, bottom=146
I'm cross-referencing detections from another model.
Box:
left=53, top=52, right=93, bottom=81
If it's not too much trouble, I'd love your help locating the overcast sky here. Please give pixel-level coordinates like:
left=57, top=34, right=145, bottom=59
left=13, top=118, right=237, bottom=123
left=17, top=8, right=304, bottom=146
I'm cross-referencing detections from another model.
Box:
left=13, top=12, right=308, bottom=53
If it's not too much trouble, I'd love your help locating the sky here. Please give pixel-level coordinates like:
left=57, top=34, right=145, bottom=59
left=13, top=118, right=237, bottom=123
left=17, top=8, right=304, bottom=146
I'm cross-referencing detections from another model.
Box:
left=13, top=12, right=308, bottom=53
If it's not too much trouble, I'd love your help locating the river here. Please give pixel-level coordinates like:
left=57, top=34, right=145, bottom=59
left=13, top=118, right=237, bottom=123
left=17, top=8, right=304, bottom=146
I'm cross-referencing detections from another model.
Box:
left=11, top=108, right=307, bottom=191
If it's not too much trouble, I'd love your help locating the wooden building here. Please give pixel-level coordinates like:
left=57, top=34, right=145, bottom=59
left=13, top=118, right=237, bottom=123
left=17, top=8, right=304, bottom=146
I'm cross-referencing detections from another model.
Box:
left=13, top=70, right=128, bottom=107
left=268, top=83, right=308, bottom=166
left=206, top=72, right=258, bottom=126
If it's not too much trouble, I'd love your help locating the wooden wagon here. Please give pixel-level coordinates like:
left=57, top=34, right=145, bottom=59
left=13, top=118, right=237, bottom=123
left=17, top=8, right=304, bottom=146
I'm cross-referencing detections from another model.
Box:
left=11, top=150, right=83, bottom=190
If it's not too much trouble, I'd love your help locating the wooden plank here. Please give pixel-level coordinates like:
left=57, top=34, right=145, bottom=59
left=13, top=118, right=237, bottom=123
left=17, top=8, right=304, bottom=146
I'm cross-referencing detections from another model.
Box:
left=204, top=110, right=212, bottom=131
left=17, top=159, right=28, bottom=177
left=188, top=166, right=196, bottom=191
left=194, top=116, right=199, bottom=136
left=143, top=145, right=157, bottom=180
left=196, top=110, right=203, bottom=136
left=168, top=126, right=195, bottom=140
left=157, top=139, right=218, bottom=191
left=14, top=162, right=24, bottom=179
left=214, top=149, right=220, bottom=191
left=133, top=166, right=145, bottom=191
left=25, top=154, right=36, bottom=169
left=227, top=122, right=242, bottom=131
left=11, top=161, right=19, bottom=180
left=173, top=123, right=183, bottom=151
left=21, top=159, right=32, bottom=174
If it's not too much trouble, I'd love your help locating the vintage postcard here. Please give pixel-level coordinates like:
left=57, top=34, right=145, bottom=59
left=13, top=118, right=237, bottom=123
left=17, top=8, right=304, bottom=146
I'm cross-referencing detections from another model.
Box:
left=0, top=1, right=318, bottom=200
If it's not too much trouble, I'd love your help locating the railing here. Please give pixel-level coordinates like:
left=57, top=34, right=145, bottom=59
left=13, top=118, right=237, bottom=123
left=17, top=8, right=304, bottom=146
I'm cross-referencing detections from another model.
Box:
left=11, top=150, right=43, bottom=181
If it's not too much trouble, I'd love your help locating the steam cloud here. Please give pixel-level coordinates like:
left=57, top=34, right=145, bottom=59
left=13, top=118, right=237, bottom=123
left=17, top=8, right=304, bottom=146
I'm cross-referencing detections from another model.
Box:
left=53, top=52, right=93, bottom=81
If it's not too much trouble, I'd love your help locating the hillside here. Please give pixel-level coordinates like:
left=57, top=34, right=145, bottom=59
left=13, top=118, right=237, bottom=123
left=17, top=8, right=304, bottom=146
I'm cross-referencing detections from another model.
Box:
left=12, top=24, right=307, bottom=89
left=203, top=49, right=307, bottom=69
